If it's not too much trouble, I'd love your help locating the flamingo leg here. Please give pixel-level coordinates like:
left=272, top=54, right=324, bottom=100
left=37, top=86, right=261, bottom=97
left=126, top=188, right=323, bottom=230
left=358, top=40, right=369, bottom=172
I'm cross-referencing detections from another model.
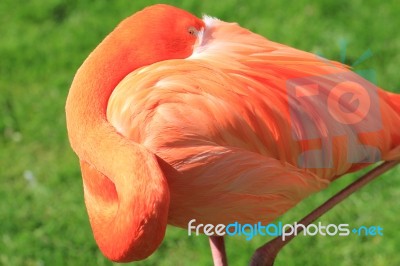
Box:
left=209, top=236, right=228, bottom=266
left=249, top=160, right=400, bottom=266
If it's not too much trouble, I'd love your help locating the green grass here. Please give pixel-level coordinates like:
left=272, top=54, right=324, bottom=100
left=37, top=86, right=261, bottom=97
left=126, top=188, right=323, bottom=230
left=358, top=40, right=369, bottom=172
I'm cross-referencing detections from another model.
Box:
left=1, top=0, right=399, bottom=265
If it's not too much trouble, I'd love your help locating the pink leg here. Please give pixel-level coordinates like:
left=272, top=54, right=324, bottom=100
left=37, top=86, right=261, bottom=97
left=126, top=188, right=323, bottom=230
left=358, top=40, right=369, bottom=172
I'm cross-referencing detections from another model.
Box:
left=209, top=236, right=228, bottom=266
left=249, top=160, right=400, bottom=266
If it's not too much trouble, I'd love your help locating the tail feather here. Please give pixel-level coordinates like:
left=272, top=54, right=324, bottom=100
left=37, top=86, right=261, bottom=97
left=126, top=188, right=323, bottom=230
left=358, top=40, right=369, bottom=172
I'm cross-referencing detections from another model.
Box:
left=386, top=91, right=400, bottom=115
left=382, top=90, right=400, bottom=160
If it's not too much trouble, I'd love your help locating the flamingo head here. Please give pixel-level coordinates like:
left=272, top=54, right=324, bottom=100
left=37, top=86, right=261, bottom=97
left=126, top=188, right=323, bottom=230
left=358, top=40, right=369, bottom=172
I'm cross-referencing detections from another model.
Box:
left=111, top=4, right=205, bottom=68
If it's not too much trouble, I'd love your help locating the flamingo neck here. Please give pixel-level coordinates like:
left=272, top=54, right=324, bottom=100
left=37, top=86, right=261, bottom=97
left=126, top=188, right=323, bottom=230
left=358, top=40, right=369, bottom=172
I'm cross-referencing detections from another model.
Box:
left=65, top=27, right=142, bottom=175
left=65, top=28, right=170, bottom=261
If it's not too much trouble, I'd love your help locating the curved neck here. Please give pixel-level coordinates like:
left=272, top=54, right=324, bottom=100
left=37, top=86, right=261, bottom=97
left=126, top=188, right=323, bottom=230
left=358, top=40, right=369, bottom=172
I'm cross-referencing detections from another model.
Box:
left=65, top=27, right=140, bottom=178
left=65, top=22, right=170, bottom=262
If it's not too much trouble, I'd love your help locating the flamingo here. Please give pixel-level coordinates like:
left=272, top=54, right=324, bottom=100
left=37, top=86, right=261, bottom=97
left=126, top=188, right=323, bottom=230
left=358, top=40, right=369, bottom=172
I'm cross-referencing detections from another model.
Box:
left=65, top=4, right=400, bottom=265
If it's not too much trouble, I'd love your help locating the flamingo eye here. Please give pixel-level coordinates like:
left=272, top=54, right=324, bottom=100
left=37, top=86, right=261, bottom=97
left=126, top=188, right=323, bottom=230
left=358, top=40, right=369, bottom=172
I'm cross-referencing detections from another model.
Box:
left=187, top=26, right=199, bottom=37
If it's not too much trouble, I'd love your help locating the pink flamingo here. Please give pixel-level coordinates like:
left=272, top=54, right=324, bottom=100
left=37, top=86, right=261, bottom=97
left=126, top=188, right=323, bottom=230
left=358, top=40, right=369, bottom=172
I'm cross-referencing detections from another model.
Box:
left=65, top=4, right=400, bottom=265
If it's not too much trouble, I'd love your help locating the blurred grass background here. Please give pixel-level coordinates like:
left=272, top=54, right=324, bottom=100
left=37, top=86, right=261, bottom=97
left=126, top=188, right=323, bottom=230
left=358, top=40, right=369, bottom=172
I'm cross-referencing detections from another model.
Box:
left=1, top=0, right=399, bottom=265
